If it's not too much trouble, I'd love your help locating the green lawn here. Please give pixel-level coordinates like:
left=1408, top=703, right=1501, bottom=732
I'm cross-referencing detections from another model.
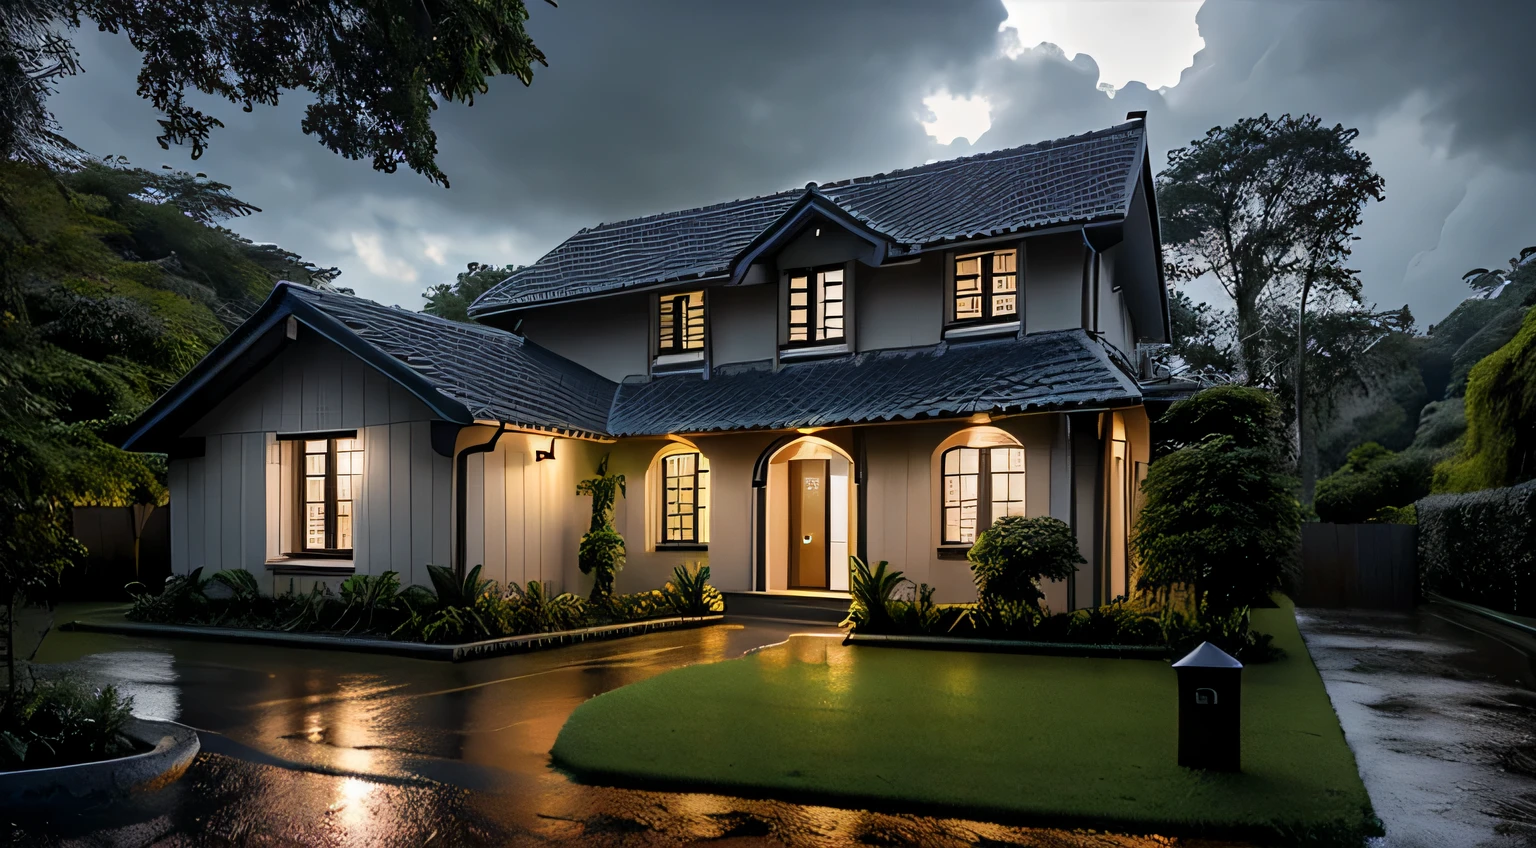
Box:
left=551, top=598, right=1381, bottom=845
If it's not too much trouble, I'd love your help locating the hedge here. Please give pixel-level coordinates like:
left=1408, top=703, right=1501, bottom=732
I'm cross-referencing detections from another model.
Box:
left=1417, top=480, right=1536, bottom=614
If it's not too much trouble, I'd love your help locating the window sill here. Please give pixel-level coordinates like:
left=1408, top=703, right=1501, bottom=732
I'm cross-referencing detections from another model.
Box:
left=266, top=557, right=356, bottom=575
left=936, top=546, right=972, bottom=561
left=779, top=342, right=849, bottom=362
left=944, top=321, right=1019, bottom=341
left=656, top=544, right=708, bottom=552
left=653, top=351, right=706, bottom=376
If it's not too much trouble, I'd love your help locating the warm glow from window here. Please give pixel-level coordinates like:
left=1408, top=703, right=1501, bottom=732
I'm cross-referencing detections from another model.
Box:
left=788, top=266, right=845, bottom=344
left=953, top=249, right=1018, bottom=324
left=659, top=291, right=705, bottom=354
left=942, top=445, right=1025, bottom=544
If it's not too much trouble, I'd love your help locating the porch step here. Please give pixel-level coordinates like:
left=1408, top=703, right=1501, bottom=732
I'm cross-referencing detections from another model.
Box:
left=723, top=591, right=849, bottom=624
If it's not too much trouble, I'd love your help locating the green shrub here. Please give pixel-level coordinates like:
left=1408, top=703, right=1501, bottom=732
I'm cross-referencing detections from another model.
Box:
left=966, top=516, right=1084, bottom=610
left=841, top=557, right=906, bottom=633
left=576, top=454, right=627, bottom=603
left=1314, top=444, right=1434, bottom=524
left=506, top=580, right=587, bottom=632
left=1, top=678, right=135, bottom=771
left=331, top=571, right=404, bottom=634
left=660, top=563, right=724, bottom=617
left=1418, top=480, right=1536, bottom=614
left=126, top=567, right=211, bottom=622
left=1151, top=384, right=1293, bottom=461
left=1133, top=434, right=1302, bottom=613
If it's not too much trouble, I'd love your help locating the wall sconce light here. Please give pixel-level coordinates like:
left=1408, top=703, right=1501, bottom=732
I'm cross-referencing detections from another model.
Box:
left=796, top=427, right=821, bottom=435
left=968, top=412, right=993, bottom=425
left=536, top=437, right=556, bottom=462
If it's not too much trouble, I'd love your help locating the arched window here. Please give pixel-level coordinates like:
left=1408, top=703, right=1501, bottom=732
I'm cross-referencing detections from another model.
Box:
left=940, top=445, right=1026, bottom=544
left=659, top=451, right=710, bottom=546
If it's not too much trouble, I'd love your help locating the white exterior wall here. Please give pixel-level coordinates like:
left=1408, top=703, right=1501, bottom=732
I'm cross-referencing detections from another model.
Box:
left=169, top=332, right=451, bottom=592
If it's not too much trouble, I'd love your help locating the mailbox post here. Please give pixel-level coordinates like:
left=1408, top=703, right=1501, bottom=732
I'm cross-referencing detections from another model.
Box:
left=1173, top=641, right=1243, bottom=771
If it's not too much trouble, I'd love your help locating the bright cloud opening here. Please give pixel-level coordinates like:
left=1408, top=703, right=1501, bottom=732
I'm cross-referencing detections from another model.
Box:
left=921, top=91, right=994, bottom=145
left=999, top=1, right=1205, bottom=94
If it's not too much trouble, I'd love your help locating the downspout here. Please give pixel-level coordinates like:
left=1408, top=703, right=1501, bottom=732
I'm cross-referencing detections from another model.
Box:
left=1065, top=415, right=1077, bottom=612
left=853, top=428, right=868, bottom=566
left=455, top=422, right=507, bottom=579
left=1081, top=230, right=1101, bottom=336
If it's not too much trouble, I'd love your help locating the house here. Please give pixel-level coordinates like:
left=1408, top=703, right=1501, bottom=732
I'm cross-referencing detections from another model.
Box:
left=121, top=113, right=1170, bottom=610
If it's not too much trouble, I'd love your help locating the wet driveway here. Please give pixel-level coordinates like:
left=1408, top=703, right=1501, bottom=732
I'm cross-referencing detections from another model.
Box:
left=9, top=613, right=1204, bottom=847
left=1298, top=603, right=1536, bottom=848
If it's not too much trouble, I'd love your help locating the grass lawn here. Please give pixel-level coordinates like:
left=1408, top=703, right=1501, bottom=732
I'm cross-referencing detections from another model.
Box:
left=551, top=597, right=1381, bottom=845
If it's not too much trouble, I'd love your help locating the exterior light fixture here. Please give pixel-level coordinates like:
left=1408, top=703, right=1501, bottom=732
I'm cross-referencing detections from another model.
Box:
left=536, top=437, right=556, bottom=462
left=969, top=412, right=992, bottom=424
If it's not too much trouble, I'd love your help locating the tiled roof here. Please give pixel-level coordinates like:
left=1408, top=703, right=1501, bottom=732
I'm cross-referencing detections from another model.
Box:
left=606, top=330, right=1141, bottom=437
left=471, top=121, right=1146, bottom=313
left=283, top=285, right=618, bottom=437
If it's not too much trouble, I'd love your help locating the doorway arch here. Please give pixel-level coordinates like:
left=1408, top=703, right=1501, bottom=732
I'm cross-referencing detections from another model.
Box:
left=754, top=436, right=856, bottom=592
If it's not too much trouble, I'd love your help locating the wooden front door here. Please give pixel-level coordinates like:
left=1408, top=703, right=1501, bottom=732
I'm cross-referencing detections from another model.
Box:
left=788, top=459, right=830, bottom=589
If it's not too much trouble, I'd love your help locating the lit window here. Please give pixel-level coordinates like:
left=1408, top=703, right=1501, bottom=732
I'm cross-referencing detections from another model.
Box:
left=301, top=437, right=362, bottom=554
left=941, top=445, right=1026, bottom=544
left=658, top=291, right=705, bottom=354
left=661, top=452, right=709, bottom=545
left=953, top=249, right=1018, bottom=324
left=787, top=265, right=845, bottom=344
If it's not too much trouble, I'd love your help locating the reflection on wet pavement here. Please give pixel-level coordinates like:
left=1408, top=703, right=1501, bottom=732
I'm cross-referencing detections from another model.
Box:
left=1298, top=604, right=1536, bottom=848
left=11, top=614, right=1236, bottom=847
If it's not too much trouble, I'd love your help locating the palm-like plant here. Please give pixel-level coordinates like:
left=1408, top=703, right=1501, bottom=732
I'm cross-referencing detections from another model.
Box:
left=840, top=557, right=905, bottom=634
left=332, top=571, right=403, bottom=634
left=661, top=563, right=724, bottom=616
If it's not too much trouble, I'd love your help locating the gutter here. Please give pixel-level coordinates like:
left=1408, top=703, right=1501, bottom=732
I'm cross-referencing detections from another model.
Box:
left=455, top=422, right=508, bottom=578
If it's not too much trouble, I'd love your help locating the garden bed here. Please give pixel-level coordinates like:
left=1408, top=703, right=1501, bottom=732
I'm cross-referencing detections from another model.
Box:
left=63, top=614, right=725, bottom=661
left=843, top=632, right=1170, bottom=659
left=551, top=597, right=1381, bottom=846
left=0, top=717, right=199, bottom=807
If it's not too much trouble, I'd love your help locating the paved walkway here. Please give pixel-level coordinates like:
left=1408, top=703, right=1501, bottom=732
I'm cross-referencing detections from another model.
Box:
left=1298, top=603, right=1536, bottom=848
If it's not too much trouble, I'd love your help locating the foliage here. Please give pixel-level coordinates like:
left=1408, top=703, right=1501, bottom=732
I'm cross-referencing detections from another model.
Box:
left=506, top=580, right=588, bottom=632
left=1132, top=434, right=1302, bottom=614
left=1418, top=480, right=1536, bottom=615
left=425, top=563, right=492, bottom=609
left=1313, top=443, right=1434, bottom=524
left=126, top=566, right=210, bottom=623
left=660, top=563, right=725, bottom=617
left=1152, top=384, right=1293, bottom=463
left=1433, top=306, right=1536, bottom=492
left=576, top=454, right=627, bottom=603
left=421, top=262, right=522, bottom=323
left=209, top=568, right=260, bottom=603
left=966, top=516, right=1083, bottom=610
left=1167, top=290, right=1237, bottom=376
left=1157, top=113, right=1384, bottom=384
left=0, top=677, right=134, bottom=771
left=331, top=571, right=403, bottom=634
left=840, top=557, right=906, bottom=633
left=4, top=0, right=553, bottom=185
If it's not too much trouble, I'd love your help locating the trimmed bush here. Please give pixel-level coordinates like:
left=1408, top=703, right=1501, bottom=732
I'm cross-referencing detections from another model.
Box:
left=1417, top=480, right=1536, bottom=615
left=967, top=516, right=1084, bottom=610
left=1150, top=383, right=1292, bottom=461
left=1314, top=443, right=1433, bottom=524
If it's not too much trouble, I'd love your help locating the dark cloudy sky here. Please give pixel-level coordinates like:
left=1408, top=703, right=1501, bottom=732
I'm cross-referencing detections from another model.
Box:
left=48, top=0, right=1535, bottom=327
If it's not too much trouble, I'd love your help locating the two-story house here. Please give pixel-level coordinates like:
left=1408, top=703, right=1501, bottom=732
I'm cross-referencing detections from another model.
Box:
left=122, top=113, right=1169, bottom=610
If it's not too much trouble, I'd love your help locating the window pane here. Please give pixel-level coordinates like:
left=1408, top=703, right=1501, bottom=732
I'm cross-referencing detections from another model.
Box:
left=305, top=440, right=327, bottom=453
left=959, top=448, right=978, bottom=474
left=822, top=268, right=844, bottom=283
left=992, top=250, right=1016, bottom=274
left=992, top=274, right=1016, bottom=294
left=955, top=295, right=982, bottom=321
left=992, top=294, right=1017, bottom=316
left=955, top=256, right=981, bottom=278
left=790, top=291, right=807, bottom=307
left=305, top=478, right=324, bottom=502
left=944, top=450, right=960, bottom=475
left=337, top=513, right=353, bottom=549
left=305, top=454, right=326, bottom=475
left=335, top=438, right=356, bottom=452
left=306, top=503, right=326, bottom=549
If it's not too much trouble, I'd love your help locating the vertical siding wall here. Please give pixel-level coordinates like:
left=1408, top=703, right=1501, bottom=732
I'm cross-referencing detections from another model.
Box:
left=459, top=428, right=588, bottom=593
left=170, top=332, right=451, bottom=591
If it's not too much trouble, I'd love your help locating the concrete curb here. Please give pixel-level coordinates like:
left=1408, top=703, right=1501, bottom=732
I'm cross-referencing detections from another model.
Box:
left=61, top=615, right=726, bottom=662
left=0, top=718, right=199, bottom=809
left=845, top=632, right=1170, bottom=659
left=1426, top=593, right=1536, bottom=638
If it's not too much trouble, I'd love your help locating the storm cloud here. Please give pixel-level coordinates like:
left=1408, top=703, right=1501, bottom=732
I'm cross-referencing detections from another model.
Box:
left=45, top=0, right=1536, bottom=325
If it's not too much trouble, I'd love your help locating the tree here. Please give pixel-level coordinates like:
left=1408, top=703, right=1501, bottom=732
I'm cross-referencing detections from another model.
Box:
left=1157, top=114, right=1384, bottom=388
left=1462, top=246, right=1536, bottom=298
left=1166, top=290, right=1237, bottom=376
left=1433, top=305, right=1536, bottom=492
left=575, top=454, right=626, bottom=603
left=2, top=0, right=553, bottom=185
left=422, top=262, right=520, bottom=323
left=1134, top=387, right=1301, bottom=614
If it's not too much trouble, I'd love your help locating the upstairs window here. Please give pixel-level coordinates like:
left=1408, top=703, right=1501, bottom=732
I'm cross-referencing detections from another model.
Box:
left=301, top=437, right=362, bottom=555
left=940, top=445, right=1026, bottom=545
left=787, top=265, right=845, bottom=345
left=661, top=451, right=710, bottom=546
left=953, top=249, right=1018, bottom=324
left=658, top=291, right=705, bottom=355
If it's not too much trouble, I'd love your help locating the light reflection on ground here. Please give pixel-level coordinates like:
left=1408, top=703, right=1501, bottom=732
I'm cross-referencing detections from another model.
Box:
left=12, top=614, right=1237, bottom=847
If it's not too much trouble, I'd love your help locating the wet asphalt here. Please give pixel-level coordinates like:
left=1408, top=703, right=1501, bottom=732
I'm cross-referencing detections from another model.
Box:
left=8, top=613, right=1215, bottom=848
left=1298, top=604, right=1536, bottom=848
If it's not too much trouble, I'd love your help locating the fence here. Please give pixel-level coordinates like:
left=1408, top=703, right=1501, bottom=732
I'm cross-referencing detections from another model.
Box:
left=1296, top=523, right=1418, bottom=610
left=71, top=506, right=171, bottom=601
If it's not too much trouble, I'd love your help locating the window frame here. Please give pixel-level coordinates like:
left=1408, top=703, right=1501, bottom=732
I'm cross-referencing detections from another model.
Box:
left=657, top=290, right=706, bottom=357
left=939, top=444, right=1027, bottom=546
left=784, top=263, right=847, bottom=349
left=292, top=435, right=361, bottom=558
left=949, top=248, right=1020, bottom=327
left=659, top=451, right=709, bottom=549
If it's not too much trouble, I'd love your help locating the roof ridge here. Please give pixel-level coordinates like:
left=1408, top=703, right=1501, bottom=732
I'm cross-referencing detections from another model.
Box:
left=574, top=120, right=1142, bottom=235
left=283, top=280, right=529, bottom=344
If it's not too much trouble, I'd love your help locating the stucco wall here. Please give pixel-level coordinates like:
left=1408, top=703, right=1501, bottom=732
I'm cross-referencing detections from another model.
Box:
left=709, top=285, right=777, bottom=366
left=516, top=293, right=651, bottom=383
left=857, top=256, right=943, bottom=350
left=1023, top=232, right=1083, bottom=334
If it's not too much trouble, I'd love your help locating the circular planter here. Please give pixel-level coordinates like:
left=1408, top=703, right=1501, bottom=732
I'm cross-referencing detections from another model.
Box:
left=0, top=718, right=200, bottom=808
